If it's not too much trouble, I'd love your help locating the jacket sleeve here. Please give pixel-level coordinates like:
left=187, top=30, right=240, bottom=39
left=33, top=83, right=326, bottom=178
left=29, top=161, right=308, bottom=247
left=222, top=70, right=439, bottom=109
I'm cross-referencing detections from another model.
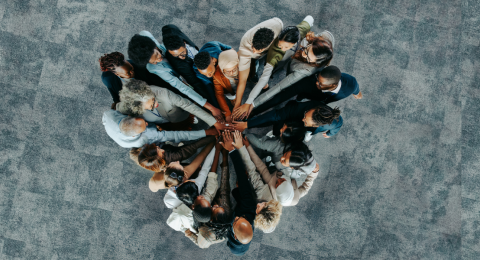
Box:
left=247, top=102, right=296, bottom=129
left=166, top=88, right=217, bottom=126
left=146, top=128, right=206, bottom=144
left=237, top=146, right=257, bottom=179
left=213, top=76, right=233, bottom=116
left=297, top=170, right=319, bottom=198
left=191, top=148, right=216, bottom=192
left=167, top=136, right=215, bottom=162
left=352, top=78, right=360, bottom=95
left=202, top=172, right=219, bottom=203
left=246, top=146, right=274, bottom=185
left=229, top=150, right=257, bottom=212
left=325, top=116, right=343, bottom=137
left=101, top=72, right=122, bottom=103
left=246, top=63, right=274, bottom=104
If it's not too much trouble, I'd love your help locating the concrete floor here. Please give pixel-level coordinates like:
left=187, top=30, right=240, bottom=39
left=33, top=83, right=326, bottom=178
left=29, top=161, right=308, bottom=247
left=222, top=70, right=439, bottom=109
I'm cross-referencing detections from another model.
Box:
left=0, top=0, right=479, bottom=259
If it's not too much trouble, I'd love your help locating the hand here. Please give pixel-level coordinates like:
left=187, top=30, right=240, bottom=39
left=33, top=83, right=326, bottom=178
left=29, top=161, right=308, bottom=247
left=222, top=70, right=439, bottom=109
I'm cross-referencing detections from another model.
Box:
left=156, top=125, right=164, bottom=131
left=210, top=107, right=225, bottom=123
left=243, top=135, right=250, bottom=147
left=232, top=130, right=243, bottom=150
left=313, top=163, right=319, bottom=173
left=232, top=103, right=252, bottom=120
left=215, top=137, right=223, bottom=151
left=322, top=132, right=330, bottom=138
left=219, top=131, right=235, bottom=152
left=232, top=121, right=248, bottom=132
left=213, top=122, right=235, bottom=135
left=225, top=115, right=232, bottom=124
left=263, top=83, right=269, bottom=90
left=353, top=91, right=363, bottom=99
left=205, top=127, right=220, bottom=136
left=185, top=230, right=194, bottom=237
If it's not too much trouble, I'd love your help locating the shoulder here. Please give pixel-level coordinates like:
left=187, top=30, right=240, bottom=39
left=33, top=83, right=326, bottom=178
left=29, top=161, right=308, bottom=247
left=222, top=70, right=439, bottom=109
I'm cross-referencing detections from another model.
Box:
left=341, top=73, right=357, bottom=85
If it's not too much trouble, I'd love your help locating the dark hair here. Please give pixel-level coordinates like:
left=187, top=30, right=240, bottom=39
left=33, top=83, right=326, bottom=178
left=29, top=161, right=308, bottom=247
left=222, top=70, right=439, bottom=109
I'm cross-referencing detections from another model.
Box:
left=163, top=35, right=184, bottom=51
left=128, top=34, right=157, bottom=67
left=204, top=222, right=230, bottom=240
left=99, top=52, right=126, bottom=72
left=252, top=27, right=275, bottom=50
left=280, top=121, right=307, bottom=143
left=293, top=32, right=333, bottom=68
left=192, top=205, right=212, bottom=223
left=278, top=26, right=300, bottom=44
left=134, top=143, right=166, bottom=172
left=319, top=66, right=341, bottom=85
left=176, top=181, right=198, bottom=206
left=164, top=167, right=186, bottom=188
left=284, top=143, right=313, bottom=170
left=312, top=105, right=341, bottom=125
left=194, top=52, right=212, bottom=70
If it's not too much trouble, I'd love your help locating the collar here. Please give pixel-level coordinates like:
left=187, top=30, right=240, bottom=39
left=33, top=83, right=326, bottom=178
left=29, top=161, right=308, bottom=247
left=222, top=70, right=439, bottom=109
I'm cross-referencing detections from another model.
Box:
left=321, top=80, right=342, bottom=94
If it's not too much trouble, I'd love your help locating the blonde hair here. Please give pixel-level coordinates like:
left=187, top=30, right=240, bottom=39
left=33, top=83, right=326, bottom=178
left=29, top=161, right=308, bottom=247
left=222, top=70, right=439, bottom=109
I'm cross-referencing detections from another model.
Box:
left=254, top=200, right=282, bottom=232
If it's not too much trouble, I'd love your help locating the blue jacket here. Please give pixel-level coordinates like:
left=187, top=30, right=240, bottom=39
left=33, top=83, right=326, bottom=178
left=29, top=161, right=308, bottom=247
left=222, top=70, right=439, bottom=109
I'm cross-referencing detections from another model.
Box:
left=194, top=41, right=232, bottom=90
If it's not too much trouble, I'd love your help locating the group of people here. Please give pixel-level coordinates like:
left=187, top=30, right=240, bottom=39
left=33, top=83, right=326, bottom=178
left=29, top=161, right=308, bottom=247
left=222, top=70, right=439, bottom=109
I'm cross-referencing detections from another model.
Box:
left=100, top=16, right=362, bottom=256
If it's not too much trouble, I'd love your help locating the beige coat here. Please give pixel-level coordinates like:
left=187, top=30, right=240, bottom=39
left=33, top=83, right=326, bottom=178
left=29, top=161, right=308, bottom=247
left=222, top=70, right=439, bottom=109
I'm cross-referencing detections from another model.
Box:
left=238, top=18, right=283, bottom=71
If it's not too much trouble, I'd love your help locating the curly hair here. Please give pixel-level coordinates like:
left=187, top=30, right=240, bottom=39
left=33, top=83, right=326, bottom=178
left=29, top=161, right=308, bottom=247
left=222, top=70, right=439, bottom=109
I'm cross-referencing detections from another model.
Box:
left=312, top=105, right=341, bottom=125
left=254, top=200, right=282, bottom=233
left=128, top=34, right=157, bottom=67
left=252, top=27, right=275, bottom=50
left=203, top=222, right=230, bottom=240
left=293, top=31, right=333, bottom=68
left=130, top=143, right=166, bottom=172
left=163, top=35, right=184, bottom=51
left=99, top=52, right=125, bottom=72
left=194, top=51, right=212, bottom=70
left=278, top=26, right=300, bottom=44
left=119, top=79, right=155, bottom=116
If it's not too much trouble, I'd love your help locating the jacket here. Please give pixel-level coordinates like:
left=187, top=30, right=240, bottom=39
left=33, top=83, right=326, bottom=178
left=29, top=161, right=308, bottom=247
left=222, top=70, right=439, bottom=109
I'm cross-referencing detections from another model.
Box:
left=194, top=41, right=232, bottom=91
left=117, top=86, right=216, bottom=126
left=212, top=66, right=236, bottom=116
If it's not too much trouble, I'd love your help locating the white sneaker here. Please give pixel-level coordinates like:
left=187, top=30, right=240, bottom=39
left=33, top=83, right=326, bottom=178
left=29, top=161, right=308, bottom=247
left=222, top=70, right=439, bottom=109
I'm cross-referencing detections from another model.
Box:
left=265, top=156, right=272, bottom=163
left=266, top=130, right=274, bottom=138
left=304, top=131, right=313, bottom=142
left=193, top=117, right=199, bottom=124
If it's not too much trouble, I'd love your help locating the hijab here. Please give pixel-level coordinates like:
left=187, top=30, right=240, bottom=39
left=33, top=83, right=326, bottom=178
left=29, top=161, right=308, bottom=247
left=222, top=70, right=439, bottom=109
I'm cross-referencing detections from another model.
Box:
left=218, top=49, right=239, bottom=80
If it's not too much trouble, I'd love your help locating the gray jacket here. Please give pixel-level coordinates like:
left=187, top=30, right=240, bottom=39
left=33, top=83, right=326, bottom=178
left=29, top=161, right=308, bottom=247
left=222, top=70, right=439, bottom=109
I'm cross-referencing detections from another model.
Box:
left=117, top=86, right=216, bottom=126
left=252, top=31, right=335, bottom=108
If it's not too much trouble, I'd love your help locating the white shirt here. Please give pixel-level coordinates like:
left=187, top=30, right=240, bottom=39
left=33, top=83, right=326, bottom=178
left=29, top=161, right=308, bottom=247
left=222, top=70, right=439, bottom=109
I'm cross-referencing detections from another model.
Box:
left=163, top=147, right=216, bottom=209
left=186, top=43, right=198, bottom=59
left=322, top=79, right=342, bottom=94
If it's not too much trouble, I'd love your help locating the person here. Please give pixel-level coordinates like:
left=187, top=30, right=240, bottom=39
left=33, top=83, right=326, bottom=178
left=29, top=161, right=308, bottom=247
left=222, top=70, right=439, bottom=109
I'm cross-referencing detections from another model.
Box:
left=233, top=18, right=284, bottom=117
left=158, top=143, right=217, bottom=209
left=116, top=79, right=233, bottom=133
left=102, top=109, right=217, bottom=148
left=192, top=41, right=232, bottom=90
left=127, top=31, right=223, bottom=122
left=129, top=136, right=215, bottom=172
left=161, top=25, right=222, bottom=108
left=232, top=16, right=313, bottom=119
left=242, top=136, right=320, bottom=207
left=209, top=49, right=240, bottom=120
left=235, top=136, right=283, bottom=232
left=98, top=52, right=182, bottom=104
left=248, top=30, right=335, bottom=118
left=165, top=143, right=220, bottom=236
left=184, top=146, right=232, bottom=248
left=250, top=66, right=362, bottom=117
left=233, top=100, right=343, bottom=141
left=219, top=131, right=268, bottom=256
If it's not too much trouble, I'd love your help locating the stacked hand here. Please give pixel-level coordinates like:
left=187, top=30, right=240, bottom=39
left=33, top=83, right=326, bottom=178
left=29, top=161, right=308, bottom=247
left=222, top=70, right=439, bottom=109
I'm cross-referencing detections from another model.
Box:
left=213, top=122, right=235, bottom=135
left=232, top=103, right=253, bottom=120
left=232, top=121, right=248, bottom=132
left=219, top=130, right=244, bottom=152
left=211, top=107, right=225, bottom=123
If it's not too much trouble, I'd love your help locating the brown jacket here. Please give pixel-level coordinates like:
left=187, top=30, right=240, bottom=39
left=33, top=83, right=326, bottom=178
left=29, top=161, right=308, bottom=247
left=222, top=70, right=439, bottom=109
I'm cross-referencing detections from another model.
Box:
left=212, top=66, right=236, bottom=117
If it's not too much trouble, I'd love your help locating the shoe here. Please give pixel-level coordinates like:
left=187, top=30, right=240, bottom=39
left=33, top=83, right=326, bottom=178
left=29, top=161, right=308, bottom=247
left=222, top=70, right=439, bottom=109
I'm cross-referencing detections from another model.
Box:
left=265, top=156, right=272, bottom=163
left=266, top=130, right=274, bottom=138
left=193, top=117, right=199, bottom=124
left=304, top=131, right=313, bottom=142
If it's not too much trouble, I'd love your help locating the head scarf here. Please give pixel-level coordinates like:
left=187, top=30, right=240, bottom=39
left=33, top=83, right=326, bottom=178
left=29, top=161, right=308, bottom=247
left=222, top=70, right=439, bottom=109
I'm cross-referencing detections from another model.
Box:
left=218, top=49, right=239, bottom=80
left=276, top=175, right=295, bottom=206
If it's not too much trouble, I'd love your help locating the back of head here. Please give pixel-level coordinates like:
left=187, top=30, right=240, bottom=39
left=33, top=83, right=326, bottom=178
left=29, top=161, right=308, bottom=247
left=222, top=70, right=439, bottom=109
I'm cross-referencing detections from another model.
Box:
left=192, top=205, right=212, bottom=223
left=163, top=35, right=184, bottom=51
left=234, top=218, right=253, bottom=244
left=119, top=79, right=155, bottom=116
left=281, top=120, right=307, bottom=143
left=175, top=181, right=198, bottom=206
left=194, top=51, right=212, bottom=70
left=312, top=105, right=341, bottom=126
left=99, top=52, right=125, bottom=72
left=319, top=66, right=341, bottom=85
left=285, top=142, right=313, bottom=170
left=135, top=143, right=165, bottom=172
left=119, top=117, right=140, bottom=136
left=278, top=26, right=300, bottom=44
left=165, top=166, right=186, bottom=188
left=128, top=34, right=157, bottom=67
left=252, top=27, right=275, bottom=50
left=254, top=200, right=282, bottom=233
left=310, top=37, right=333, bottom=67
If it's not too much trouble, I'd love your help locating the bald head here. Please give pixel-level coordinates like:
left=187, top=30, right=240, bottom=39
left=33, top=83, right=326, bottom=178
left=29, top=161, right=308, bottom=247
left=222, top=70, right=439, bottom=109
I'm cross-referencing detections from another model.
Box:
left=119, top=117, right=147, bottom=136
left=233, top=217, right=253, bottom=244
